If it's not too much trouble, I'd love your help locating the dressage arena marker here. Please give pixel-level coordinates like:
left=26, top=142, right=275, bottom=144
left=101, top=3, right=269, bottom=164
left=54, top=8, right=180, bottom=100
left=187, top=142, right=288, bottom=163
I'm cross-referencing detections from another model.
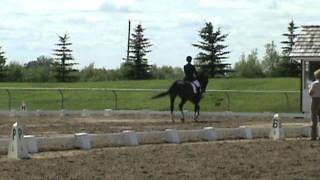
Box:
left=74, top=133, right=91, bottom=150
left=122, top=130, right=139, bottom=146
left=20, top=101, right=27, bottom=111
left=202, top=127, right=217, bottom=141
left=270, top=114, right=285, bottom=140
left=24, top=135, right=38, bottom=153
left=165, top=129, right=180, bottom=144
left=7, top=121, right=30, bottom=159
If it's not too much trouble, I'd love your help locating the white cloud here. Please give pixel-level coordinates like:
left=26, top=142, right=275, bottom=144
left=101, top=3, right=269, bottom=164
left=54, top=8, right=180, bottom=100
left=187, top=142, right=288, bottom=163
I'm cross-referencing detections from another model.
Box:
left=108, top=0, right=136, bottom=8
left=198, top=0, right=254, bottom=9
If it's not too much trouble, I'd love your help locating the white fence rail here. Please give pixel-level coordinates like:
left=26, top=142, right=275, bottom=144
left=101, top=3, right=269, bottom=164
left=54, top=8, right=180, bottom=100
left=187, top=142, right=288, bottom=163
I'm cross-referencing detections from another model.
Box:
left=0, top=88, right=299, bottom=112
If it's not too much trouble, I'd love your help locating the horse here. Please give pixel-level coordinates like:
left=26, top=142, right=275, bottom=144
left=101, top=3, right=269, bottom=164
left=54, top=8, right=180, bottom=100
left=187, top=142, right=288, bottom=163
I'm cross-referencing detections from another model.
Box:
left=152, top=73, right=209, bottom=123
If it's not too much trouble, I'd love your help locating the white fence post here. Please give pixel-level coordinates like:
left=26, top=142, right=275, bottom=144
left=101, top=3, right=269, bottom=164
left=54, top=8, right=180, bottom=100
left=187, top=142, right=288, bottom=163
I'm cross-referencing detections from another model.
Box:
left=60, top=109, right=65, bottom=117
left=24, top=135, right=38, bottom=153
left=74, top=133, right=91, bottom=150
left=165, top=129, right=180, bottom=144
left=122, top=130, right=139, bottom=146
left=202, top=127, right=217, bottom=141
left=302, top=125, right=311, bottom=137
left=238, top=126, right=253, bottom=139
left=81, top=109, right=88, bottom=117
left=104, top=109, right=112, bottom=116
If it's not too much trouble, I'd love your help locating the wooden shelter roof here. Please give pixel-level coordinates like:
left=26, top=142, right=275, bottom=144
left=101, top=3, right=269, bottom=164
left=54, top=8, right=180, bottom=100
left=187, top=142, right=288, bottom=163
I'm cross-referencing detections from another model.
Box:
left=290, top=25, right=320, bottom=58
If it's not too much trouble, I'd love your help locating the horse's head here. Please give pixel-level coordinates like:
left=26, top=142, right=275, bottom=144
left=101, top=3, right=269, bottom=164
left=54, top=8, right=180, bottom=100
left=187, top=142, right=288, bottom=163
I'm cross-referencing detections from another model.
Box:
left=198, top=72, right=209, bottom=93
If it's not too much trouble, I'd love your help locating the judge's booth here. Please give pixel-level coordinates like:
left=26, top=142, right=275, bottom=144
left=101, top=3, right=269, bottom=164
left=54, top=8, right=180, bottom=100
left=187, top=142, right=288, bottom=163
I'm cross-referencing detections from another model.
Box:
left=290, top=25, right=320, bottom=113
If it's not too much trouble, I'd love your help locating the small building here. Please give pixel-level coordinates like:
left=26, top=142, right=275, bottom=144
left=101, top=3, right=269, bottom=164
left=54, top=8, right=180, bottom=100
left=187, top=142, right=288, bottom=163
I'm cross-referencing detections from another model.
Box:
left=290, top=25, right=320, bottom=113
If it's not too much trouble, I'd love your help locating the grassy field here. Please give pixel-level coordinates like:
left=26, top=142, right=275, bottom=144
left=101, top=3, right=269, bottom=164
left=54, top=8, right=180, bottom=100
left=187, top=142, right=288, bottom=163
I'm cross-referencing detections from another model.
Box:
left=0, top=78, right=300, bottom=112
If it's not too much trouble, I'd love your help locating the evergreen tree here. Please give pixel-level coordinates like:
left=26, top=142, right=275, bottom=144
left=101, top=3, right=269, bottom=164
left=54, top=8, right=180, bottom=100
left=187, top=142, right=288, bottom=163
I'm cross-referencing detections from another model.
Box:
left=279, top=20, right=300, bottom=77
left=281, top=20, right=298, bottom=55
left=193, top=22, right=231, bottom=77
left=125, top=24, right=152, bottom=80
left=53, top=33, right=78, bottom=82
left=0, top=46, right=7, bottom=81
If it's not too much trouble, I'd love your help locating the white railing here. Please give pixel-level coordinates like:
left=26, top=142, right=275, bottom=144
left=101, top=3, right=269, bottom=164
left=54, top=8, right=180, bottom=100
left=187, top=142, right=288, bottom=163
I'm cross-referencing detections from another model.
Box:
left=0, top=88, right=299, bottom=112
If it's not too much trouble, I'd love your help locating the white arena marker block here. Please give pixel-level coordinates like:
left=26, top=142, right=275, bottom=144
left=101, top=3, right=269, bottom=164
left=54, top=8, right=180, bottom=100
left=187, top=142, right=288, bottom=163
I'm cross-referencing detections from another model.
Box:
left=270, top=114, right=285, bottom=140
left=122, top=130, right=139, bottom=146
left=165, top=129, right=180, bottom=144
left=81, top=109, right=88, bottom=117
left=104, top=109, right=112, bottom=116
left=24, top=135, right=38, bottom=153
left=9, top=109, right=16, bottom=117
left=202, top=127, right=217, bottom=141
left=36, top=109, right=41, bottom=117
left=60, top=109, right=65, bottom=117
left=238, top=126, right=253, bottom=139
left=8, top=121, right=30, bottom=159
left=302, top=125, right=311, bottom=137
left=74, top=133, right=91, bottom=150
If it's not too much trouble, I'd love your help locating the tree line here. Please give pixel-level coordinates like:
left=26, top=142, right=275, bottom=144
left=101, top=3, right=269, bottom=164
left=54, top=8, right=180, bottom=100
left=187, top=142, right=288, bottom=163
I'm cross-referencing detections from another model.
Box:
left=234, top=20, right=300, bottom=78
left=0, top=20, right=299, bottom=82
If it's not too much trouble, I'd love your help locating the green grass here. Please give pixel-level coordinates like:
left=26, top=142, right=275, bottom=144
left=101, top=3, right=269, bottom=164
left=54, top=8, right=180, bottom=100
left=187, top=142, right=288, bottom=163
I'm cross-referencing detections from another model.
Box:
left=0, top=78, right=300, bottom=112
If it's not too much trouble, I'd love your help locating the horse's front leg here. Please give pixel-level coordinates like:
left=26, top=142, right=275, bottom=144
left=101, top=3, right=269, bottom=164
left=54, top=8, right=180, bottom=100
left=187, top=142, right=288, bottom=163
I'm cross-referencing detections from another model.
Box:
left=179, top=99, right=187, bottom=123
left=170, top=95, right=176, bottom=123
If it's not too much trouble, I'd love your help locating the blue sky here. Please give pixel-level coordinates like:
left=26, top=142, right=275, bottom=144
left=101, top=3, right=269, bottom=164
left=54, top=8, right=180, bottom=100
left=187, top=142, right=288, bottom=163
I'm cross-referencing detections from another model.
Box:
left=1, top=0, right=320, bottom=69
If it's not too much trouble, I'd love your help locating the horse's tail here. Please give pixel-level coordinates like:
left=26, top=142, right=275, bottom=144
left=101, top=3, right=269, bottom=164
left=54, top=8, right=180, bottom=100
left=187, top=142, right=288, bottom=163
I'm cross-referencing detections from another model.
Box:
left=151, top=82, right=176, bottom=99
left=151, top=91, right=170, bottom=99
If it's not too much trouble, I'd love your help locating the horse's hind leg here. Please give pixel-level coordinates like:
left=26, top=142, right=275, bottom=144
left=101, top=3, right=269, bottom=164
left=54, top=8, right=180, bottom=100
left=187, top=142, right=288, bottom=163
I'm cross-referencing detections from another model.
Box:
left=170, top=95, right=176, bottom=123
left=179, top=99, right=187, bottom=123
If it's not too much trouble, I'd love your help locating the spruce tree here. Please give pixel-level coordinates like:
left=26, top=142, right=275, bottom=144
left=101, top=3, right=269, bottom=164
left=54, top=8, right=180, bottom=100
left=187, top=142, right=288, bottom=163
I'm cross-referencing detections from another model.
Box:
left=53, top=33, right=77, bottom=82
left=0, top=46, right=7, bottom=81
left=279, top=20, right=300, bottom=77
left=193, top=22, right=231, bottom=77
left=125, top=24, right=152, bottom=80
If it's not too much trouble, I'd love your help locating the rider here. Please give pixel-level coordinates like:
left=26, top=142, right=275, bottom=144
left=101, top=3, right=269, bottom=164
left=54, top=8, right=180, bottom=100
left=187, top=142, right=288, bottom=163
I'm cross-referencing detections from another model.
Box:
left=183, top=56, right=201, bottom=94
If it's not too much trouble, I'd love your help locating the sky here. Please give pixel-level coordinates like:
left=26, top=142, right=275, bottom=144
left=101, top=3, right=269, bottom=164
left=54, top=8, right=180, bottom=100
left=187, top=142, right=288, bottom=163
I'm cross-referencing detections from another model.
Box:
left=1, top=0, right=320, bottom=69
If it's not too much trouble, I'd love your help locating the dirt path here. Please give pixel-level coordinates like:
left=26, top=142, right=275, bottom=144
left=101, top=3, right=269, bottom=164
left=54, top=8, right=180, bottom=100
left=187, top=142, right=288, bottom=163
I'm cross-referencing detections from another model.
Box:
left=1, top=139, right=320, bottom=180
left=0, top=113, right=315, bottom=179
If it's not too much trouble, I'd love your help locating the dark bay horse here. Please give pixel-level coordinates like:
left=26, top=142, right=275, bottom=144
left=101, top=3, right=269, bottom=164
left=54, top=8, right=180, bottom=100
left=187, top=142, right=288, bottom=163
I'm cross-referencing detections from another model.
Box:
left=152, top=73, right=208, bottom=123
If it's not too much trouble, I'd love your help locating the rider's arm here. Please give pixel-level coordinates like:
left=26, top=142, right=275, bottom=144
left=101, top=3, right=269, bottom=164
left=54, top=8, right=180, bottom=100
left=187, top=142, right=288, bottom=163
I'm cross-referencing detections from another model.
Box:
left=192, top=65, right=198, bottom=77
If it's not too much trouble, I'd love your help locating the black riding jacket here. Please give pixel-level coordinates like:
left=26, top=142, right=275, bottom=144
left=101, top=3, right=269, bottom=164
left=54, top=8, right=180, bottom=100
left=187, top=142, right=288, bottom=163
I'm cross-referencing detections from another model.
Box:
left=184, top=63, right=198, bottom=82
